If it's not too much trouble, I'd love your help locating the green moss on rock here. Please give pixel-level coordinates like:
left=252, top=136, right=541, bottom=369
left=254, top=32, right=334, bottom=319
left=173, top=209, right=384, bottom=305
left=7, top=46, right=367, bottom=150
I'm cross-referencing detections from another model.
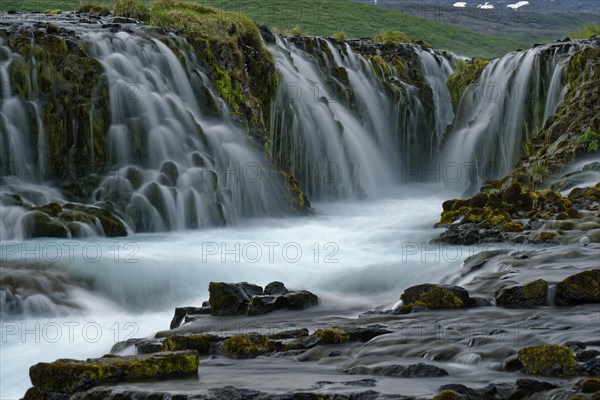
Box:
left=162, top=335, right=210, bottom=354
left=518, top=344, right=577, bottom=375
left=222, top=334, right=272, bottom=358
left=400, top=284, right=469, bottom=314
left=314, top=327, right=350, bottom=344
left=433, top=390, right=459, bottom=400
left=446, top=58, right=490, bottom=110
left=581, top=378, right=600, bottom=393
left=28, top=351, right=199, bottom=393
left=496, top=279, right=548, bottom=308
left=556, top=269, right=600, bottom=306
left=501, top=221, right=524, bottom=232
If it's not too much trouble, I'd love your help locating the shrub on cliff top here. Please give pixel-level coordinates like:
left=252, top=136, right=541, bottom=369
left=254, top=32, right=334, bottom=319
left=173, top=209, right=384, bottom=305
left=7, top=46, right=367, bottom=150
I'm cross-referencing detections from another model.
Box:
left=114, top=0, right=149, bottom=20
left=372, top=30, right=412, bottom=46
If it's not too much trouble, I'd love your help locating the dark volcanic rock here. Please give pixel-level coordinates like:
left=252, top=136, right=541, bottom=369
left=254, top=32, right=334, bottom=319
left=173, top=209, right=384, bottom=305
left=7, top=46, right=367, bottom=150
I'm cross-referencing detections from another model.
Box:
left=208, top=282, right=263, bottom=316
left=495, top=279, right=549, bottom=308
left=246, top=295, right=286, bottom=316
left=438, top=222, right=502, bottom=245
left=170, top=306, right=211, bottom=329
left=207, top=282, right=319, bottom=316
left=399, top=283, right=472, bottom=313
left=347, top=363, right=448, bottom=378
left=556, top=269, right=600, bottom=306
left=264, top=281, right=289, bottom=295
left=25, top=351, right=199, bottom=396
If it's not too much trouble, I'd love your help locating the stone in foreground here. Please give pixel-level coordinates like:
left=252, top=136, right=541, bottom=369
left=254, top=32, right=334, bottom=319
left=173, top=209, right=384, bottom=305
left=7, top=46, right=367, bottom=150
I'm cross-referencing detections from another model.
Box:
left=399, top=284, right=472, bottom=314
left=25, top=350, right=199, bottom=397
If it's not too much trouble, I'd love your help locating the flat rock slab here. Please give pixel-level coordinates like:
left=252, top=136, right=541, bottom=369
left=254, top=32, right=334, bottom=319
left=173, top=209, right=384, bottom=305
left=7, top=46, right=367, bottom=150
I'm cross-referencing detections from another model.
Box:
left=27, top=350, right=199, bottom=394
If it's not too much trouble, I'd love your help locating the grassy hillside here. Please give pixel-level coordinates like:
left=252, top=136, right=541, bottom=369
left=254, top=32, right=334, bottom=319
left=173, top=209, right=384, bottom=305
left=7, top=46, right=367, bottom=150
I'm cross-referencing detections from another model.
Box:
left=193, top=0, right=527, bottom=58
left=1, top=0, right=527, bottom=58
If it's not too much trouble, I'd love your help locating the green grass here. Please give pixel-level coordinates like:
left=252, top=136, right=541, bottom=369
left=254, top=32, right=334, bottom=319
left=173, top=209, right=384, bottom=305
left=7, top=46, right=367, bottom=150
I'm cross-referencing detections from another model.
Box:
left=198, top=0, right=526, bottom=58
left=569, top=24, right=600, bottom=39
left=2, top=0, right=526, bottom=58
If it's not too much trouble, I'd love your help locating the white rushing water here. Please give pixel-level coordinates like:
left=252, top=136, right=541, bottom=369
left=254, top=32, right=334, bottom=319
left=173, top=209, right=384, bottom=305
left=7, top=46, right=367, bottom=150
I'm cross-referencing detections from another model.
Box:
left=442, top=43, right=578, bottom=194
left=0, top=186, right=472, bottom=398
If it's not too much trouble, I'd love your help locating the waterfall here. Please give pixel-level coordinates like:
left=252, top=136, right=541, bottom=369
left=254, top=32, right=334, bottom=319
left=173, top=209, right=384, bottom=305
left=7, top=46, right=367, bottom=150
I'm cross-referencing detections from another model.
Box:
left=86, top=32, right=292, bottom=232
left=269, top=37, right=453, bottom=199
left=1, top=30, right=294, bottom=240
left=441, top=43, right=578, bottom=194
left=0, top=21, right=590, bottom=239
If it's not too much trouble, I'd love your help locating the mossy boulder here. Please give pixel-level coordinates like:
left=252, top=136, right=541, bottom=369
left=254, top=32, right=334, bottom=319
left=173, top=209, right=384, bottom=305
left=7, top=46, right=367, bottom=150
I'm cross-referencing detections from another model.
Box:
left=313, top=327, right=350, bottom=344
left=433, top=390, right=459, bottom=400
left=501, top=221, right=525, bottom=233
left=400, top=284, right=471, bottom=314
left=580, top=378, right=600, bottom=393
left=496, top=279, right=548, bottom=308
left=518, top=344, right=577, bottom=376
left=556, top=269, right=600, bottom=306
left=222, top=334, right=274, bottom=358
left=161, top=335, right=210, bottom=355
left=27, top=351, right=199, bottom=393
left=20, top=211, right=70, bottom=239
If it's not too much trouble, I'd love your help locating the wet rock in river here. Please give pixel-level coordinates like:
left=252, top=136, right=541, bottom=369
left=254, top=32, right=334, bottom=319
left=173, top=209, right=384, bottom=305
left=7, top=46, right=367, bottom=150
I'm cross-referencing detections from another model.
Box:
left=495, top=279, right=549, bottom=308
left=24, top=351, right=199, bottom=397
left=399, top=284, right=473, bottom=314
left=518, top=344, right=577, bottom=376
left=208, top=281, right=319, bottom=317
left=346, top=363, right=448, bottom=378
left=208, top=281, right=264, bottom=315
left=556, top=269, right=600, bottom=306
left=170, top=305, right=211, bottom=329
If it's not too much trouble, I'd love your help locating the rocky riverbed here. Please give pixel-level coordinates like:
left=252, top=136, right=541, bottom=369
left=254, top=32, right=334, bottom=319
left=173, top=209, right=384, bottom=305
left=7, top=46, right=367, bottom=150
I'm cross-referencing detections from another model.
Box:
left=20, top=242, right=600, bottom=399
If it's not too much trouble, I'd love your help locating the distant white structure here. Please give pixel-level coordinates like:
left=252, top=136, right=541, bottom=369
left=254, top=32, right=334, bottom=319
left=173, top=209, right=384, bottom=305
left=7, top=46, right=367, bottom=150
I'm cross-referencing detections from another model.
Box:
left=453, top=2, right=467, bottom=7
left=374, top=0, right=377, bottom=4
left=477, top=2, right=495, bottom=9
left=507, top=1, right=529, bottom=9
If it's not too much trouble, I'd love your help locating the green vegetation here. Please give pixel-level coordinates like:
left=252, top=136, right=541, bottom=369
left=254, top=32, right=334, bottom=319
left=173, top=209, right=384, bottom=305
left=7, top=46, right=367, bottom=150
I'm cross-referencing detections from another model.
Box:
left=518, top=344, right=577, bottom=375
left=578, top=129, right=600, bottom=152
left=372, top=30, right=412, bottom=46
left=114, top=0, right=148, bottom=19
left=286, top=26, right=305, bottom=36
left=314, top=327, right=350, bottom=344
left=222, top=334, right=273, bottom=358
left=198, top=0, right=525, bottom=58
left=332, top=31, right=347, bottom=41
left=530, top=162, right=549, bottom=183
left=161, top=335, right=210, bottom=354
left=445, top=58, right=490, bottom=110
left=1, top=0, right=525, bottom=58
left=400, top=285, right=466, bottom=314
left=76, top=1, right=110, bottom=14
left=569, top=23, right=600, bottom=39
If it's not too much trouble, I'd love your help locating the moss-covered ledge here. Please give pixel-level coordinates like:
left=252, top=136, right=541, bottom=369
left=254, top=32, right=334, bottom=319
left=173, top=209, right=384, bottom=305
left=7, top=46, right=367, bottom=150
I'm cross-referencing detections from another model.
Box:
left=147, top=0, right=278, bottom=150
left=24, top=350, right=199, bottom=398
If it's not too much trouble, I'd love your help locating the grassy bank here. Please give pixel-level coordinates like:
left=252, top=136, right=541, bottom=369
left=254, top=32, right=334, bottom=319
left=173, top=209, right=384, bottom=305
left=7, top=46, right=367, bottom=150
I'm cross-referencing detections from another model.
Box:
left=1, top=0, right=528, bottom=58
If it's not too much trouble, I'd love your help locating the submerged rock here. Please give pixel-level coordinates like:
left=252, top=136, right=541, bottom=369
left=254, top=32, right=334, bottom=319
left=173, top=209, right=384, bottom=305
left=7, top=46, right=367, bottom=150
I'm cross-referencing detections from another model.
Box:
left=556, top=269, right=600, bottom=306
left=25, top=351, right=199, bottom=396
left=495, top=279, right=549, bottom=308
left=346, top=363, right=448, bottom=378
